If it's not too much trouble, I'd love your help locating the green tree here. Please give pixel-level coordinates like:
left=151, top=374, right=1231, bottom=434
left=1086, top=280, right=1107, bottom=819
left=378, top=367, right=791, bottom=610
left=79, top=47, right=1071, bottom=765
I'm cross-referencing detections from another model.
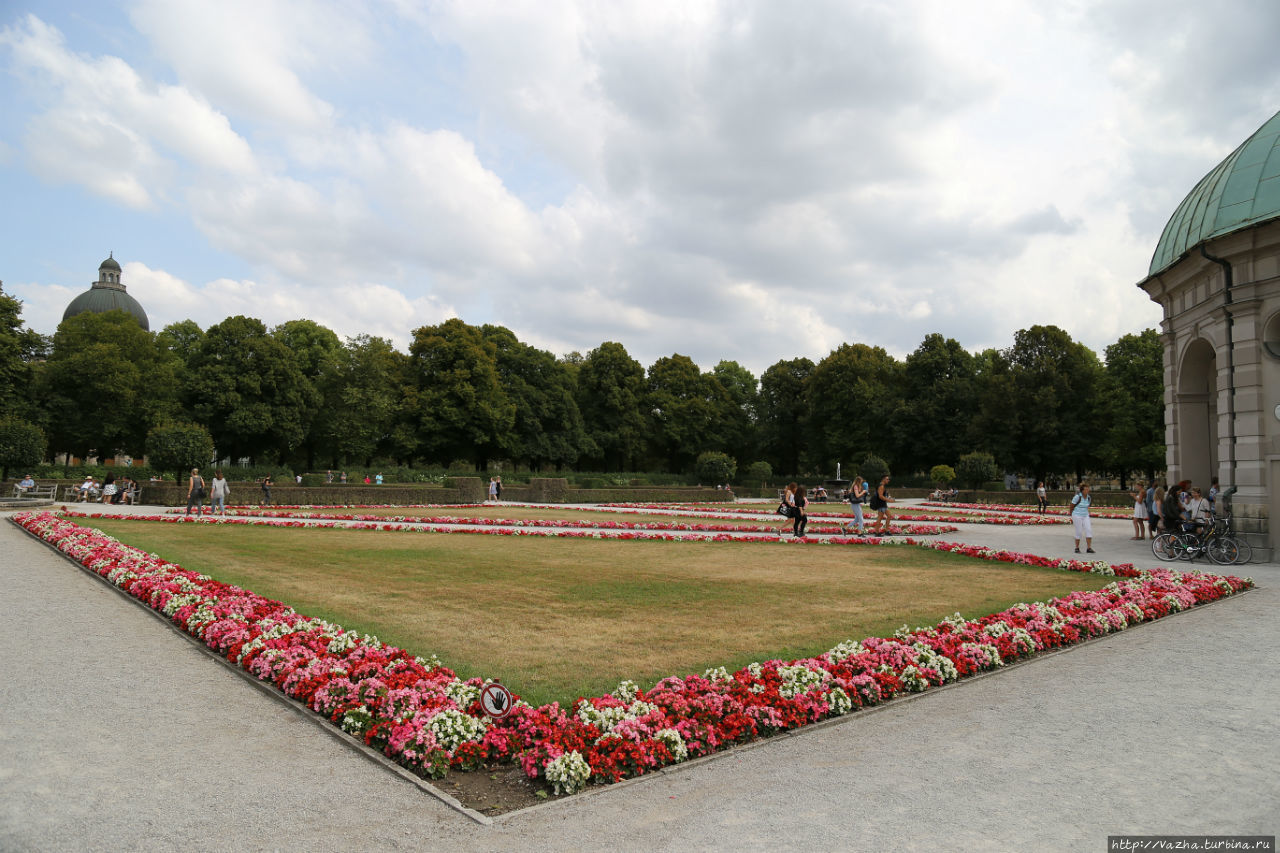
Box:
left=929, top=464, right=956, bottom=487
left=956, top=451, right=999, bottom=490
left=483, top=325, right=586, bottom=470
left=1001, top=325, right=1104, bottom=483
left=644, top=354, right=730, bottom=471
left=806, top=344, right=902, bottom=473
left=39, top=311, right=180, bottom=460
left=745, top=460, right=772, bottom=486
left=156, top=320, right=205, bottom=366
left=145, top=422, right=215, bottom=479
left=324, top=335, right=408, bottom=467
left=858, top=453, right=889, bottom=485
left=892, top=334, right=976, bottom=473
left=576, top=341, right=647, bottom=471
left=183, top=315, right=318, bottom=463
left=1100, top=329, right=1165, bottom=487
left=710, top=360, right=759, bottom=463
left=274, top=319, right=343, bottom=470
left=407, top=318, right=514, bottom=469
left=757, top=357, right=813, bottom=476
left=966, top=347, right=1018, bottom=468
left=0, top=283, right=48, bottom=422
left=0, top=416, right=46, bottom=479
left=695, top=450, right=737, bottom=484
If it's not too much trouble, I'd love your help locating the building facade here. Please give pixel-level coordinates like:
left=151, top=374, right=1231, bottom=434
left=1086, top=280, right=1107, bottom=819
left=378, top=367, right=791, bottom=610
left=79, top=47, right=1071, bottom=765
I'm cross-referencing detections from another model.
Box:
left=1138, top=111, right=1280, bottom=560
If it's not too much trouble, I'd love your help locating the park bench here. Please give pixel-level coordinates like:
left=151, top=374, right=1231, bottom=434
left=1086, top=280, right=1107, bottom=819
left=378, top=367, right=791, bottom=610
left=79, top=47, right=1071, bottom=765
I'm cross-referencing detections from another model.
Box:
left=12, top=483, right=57, bottom=500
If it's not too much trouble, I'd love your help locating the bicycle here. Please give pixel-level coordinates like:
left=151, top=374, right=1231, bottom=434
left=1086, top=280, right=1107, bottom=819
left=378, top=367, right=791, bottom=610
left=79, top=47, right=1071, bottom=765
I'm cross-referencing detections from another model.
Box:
left=1152, top=517, right=1248, bottom=566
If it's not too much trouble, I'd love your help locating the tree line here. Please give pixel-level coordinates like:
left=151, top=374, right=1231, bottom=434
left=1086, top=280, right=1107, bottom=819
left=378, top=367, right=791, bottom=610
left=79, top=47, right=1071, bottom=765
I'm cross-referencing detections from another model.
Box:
left=0, top=283, right=1163, bottom=485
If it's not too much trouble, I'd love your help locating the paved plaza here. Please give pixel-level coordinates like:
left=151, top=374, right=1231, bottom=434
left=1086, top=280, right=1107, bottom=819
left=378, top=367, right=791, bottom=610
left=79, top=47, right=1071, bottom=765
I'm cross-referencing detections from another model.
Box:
left=0, top=502, right=1275, bottom=852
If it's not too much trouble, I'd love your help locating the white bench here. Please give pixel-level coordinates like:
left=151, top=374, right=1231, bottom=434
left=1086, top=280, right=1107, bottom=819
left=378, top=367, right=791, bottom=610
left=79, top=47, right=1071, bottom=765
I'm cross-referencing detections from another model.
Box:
left=12, top=483, right=57, bottom=500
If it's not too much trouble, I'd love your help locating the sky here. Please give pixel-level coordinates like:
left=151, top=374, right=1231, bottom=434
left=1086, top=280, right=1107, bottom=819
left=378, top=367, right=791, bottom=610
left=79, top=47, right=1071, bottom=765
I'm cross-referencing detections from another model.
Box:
left=3, top=0, right=1279, bottom=375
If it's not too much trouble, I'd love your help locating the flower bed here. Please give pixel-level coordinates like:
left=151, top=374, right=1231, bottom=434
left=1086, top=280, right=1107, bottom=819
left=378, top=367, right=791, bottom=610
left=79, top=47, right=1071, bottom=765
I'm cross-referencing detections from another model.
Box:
left=12, top=511, right=1252, bottom=798
left=161, top=507, right=959, bottom=536
left=65, top=509, right=953, bottom=540
left=920, top=501, right=1134, bottom=521
left=600, top=502, right=1068, bottom=525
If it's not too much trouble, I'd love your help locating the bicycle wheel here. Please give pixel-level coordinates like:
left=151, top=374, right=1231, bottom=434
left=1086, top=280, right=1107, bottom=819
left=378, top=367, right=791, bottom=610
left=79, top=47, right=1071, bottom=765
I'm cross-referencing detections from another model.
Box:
left=1175, top=533, right=1201, bottom=561
left=1232, top=537, right=1253, bottom=565
left=1152, top=533, right=1180, bottom=562
left=1206, top=536, right=1239, bottom=566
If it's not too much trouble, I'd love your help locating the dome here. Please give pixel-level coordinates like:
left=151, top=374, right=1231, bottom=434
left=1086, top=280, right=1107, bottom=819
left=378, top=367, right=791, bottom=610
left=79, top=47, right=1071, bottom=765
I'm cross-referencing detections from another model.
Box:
left=99, top=254, right=121, bottom=272
left=62, top=287, right=150, bottom=331
left=1149, top=110, right=1280, bottom=276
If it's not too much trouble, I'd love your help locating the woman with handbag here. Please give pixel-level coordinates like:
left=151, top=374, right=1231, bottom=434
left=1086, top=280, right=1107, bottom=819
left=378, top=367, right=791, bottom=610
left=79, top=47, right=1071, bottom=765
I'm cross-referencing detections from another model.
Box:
left=792, top=485, right=809, bottom=538
left=843, top=476, right=867, bottom=535
left=777, top=482, right=797, bottom=534
left=186, top=468, right=206, bottom=517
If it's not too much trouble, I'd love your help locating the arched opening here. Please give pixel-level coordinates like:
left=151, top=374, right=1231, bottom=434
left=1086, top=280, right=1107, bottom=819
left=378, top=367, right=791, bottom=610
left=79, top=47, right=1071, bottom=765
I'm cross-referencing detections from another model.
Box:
left=1176, top=338, right=1218, bottom=488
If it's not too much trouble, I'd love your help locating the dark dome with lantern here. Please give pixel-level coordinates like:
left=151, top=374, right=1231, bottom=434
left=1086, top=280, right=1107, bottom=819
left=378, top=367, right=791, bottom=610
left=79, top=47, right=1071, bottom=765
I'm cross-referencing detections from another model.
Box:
left=61, top=253, right=149, bottom=331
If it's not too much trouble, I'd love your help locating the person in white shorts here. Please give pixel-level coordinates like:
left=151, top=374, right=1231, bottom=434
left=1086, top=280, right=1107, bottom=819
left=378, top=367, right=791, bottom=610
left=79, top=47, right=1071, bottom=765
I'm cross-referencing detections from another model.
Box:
left=1069, top=483, right=1094, bottom=554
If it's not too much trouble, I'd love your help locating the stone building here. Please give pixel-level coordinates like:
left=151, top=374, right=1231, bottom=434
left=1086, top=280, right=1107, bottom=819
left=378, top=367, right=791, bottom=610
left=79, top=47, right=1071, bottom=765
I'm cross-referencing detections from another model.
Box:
left=62, top=254, right=150, bottom=330
left=1138, top=110, right=1280, bottom=560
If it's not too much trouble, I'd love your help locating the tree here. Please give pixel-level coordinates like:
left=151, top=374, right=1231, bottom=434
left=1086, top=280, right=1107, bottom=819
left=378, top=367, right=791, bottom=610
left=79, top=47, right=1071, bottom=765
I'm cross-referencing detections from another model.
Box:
left=274, top=319, right=343, bottom=470
left=643, top=354, right=730, bottom=471
left=576, top=342, right=647, bottom=471
left=929, top=464, right=956, bottom=487
left=156, top=320, right=205, bottom=366
left=1099, top=329, right=1165, bottom=486
left=39, top=311, right=180, bottom=460
left=323, top=335, right=408, bottom=467
left=146, top=422, right=214, bottom=479
left=0, top=417, right=46, bottom=479
left=483, top=324, right=586, bottom=470
left=892, top=334, right=976, bottom=473
left=966, top=347, right=1018, bottom=468
left=0, top=283, right=47, bottom=422
left=956, top=451, right=998, bottom=490
left=695, top=451, right=737, bottom=485
left=757, top=357, right=813, bottom=476
left=710, top=360, right=759, bottom=463
left=858, top=453, right=889, bottom=485
left=746, top=460, right=772, bottom=486
left=1000, top=325, right=1104, bottom=483
left=406, top=319, right=514, bottom=469
left=806, top=344, right=902, bottom=473
left=183, top=315, right=318, bottom=463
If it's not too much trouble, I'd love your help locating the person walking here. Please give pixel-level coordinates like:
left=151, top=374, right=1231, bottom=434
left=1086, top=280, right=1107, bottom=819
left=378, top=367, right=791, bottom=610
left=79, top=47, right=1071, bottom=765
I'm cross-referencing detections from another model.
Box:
left=843, top=476, right=867, bottom=535
left=792, top=484, right=809, bottom=538
left=260, top=474, right=273, bottom=506
left=210, top=469, right=230, bottom=516
left=869, top=475, right=894, bottom=534
left=1036, top=481, right=1048, bottom=514
left=495, top=476, right=502, bottom=501
left=1070, top=483, right=1095, bottom=554
left=1130, top=483, right=1147, bottom=539
left=488, top=477, right=498, bottom=502
left=778, top=482, right=797, bottom=534
left=186, top=468, right=206, bottom=516
left=1145, top=481, right=1159, bottom=539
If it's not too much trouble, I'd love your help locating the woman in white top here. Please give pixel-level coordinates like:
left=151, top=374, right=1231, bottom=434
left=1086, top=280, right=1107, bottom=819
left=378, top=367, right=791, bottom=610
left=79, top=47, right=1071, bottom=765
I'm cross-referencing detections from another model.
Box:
left=1036, top=481, right=1048, bottom=515
left=210, top=470, right=230, bottom=516
left=1184, top=487, right=1211, bottom=536
left=1130, top=484, right=1148, bottom=540
left=1070, top=483, right=1094, bottom=554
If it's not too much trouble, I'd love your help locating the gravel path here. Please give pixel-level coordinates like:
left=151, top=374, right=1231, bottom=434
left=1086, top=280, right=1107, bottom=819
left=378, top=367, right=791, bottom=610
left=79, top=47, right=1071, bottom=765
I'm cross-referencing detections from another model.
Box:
left=1, top=503, right=1274, bottom=852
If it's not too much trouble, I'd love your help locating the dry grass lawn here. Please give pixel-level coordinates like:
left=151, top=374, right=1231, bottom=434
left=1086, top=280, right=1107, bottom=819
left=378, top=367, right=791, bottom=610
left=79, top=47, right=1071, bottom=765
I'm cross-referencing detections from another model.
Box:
left=86, top=519, right=1111, bottom=706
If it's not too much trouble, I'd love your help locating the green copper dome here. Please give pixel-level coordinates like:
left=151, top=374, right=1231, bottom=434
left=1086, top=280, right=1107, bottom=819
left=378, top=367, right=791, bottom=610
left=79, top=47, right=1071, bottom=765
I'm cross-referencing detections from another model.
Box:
left=1149, top=110, right=1280, bottom=276
left=62, top=255, right=150, bottom=330
left=62, top=287, right=150, bottom=331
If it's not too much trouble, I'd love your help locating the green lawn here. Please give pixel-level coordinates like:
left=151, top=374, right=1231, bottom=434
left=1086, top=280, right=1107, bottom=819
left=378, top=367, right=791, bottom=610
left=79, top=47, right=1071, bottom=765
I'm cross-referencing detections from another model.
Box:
left=87, top=519, right=1112, bottom=706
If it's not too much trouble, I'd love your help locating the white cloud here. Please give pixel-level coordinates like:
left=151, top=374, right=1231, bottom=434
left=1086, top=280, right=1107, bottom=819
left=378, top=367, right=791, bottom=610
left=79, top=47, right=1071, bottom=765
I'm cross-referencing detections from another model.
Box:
left=7, top=0, right=1273, bottom=375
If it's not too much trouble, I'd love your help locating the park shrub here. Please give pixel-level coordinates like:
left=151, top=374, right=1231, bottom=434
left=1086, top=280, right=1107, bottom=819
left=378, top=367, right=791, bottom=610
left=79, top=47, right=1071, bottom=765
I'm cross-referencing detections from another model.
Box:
left=695, top=451, right=737, bottom=485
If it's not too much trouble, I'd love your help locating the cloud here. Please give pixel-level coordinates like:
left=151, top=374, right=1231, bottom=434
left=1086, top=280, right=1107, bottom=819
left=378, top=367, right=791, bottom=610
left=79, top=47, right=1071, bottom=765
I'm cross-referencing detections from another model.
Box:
left=2, top=14, right=255, bottom=208
left=128, top=0, right=349, bottom=130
